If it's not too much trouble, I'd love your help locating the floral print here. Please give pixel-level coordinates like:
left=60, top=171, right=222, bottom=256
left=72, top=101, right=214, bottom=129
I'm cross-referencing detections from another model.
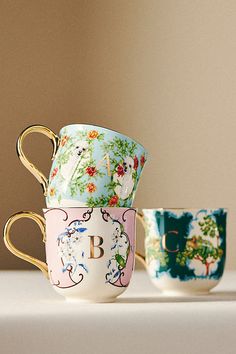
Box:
left=106, top=224, right=130, bottom=285
left=109, top=195, right=119, bottom=206
left=116, top=165, right=124, bottom=177
left=86, top=166, right=97, bottom=177
left=133, top=156, right=139, bottom=170
left=50, top=208, right=134, bottom=289
left=88, top=130, right=99, bottom=139
left=60, top=135, right=69, bottom=146
left=57, top=221, right=88, bottom=283
left=51, top=167, right=58, bottom=178
left=140, top=154, right=146, bottom=167
left=87, top=183, right=96, bottom=193
left=103, top=210, right=131, bottom=287
left=46, top=126, right=147, bottom=207
left=49, top=187, right=56, bottom=197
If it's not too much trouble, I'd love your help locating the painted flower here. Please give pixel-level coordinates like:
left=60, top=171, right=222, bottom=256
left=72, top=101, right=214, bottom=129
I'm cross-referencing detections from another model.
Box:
left=87, top=183, right=96, bottom=193
left=133, top=156, right=139, bottom=170
left=49, top=187, right=56, bottom=197
left=117, top=164, right=124, bottom=177
left=51, top=167, right=58, bottom=178
left=60, top=135, right=69, bottom=146
left=86, top=166, right=97, bottom=177
left=140, top=154, right=146, bottom=167
left=109, top=195, right=119, bottom=206
left=88, top=130, right=99, bottom=139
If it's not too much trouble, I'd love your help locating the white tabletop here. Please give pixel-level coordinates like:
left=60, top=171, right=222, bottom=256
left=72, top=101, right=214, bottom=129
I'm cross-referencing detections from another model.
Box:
left=1, top=270, right=236, bottom=354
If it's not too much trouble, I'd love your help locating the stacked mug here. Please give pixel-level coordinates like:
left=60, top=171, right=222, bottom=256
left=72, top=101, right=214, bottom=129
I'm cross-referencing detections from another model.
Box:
left=4, top=124, right=148, bottom=302
left=3, top=124, right=228, bottom=300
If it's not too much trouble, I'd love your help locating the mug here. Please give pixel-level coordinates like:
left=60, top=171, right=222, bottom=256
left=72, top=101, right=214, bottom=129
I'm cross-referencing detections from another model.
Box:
left=4, top=207, right=136, bottom=302
left=17, top=124, right=147, bottom=207
left=136, top=208, right=227, bottom=295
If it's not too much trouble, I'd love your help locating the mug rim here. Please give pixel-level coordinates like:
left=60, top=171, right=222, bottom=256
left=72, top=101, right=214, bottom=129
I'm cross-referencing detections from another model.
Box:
left=142, top=207, right=228, bottom=211
left=43, top=207, right=137, bottom=212
left=59, top=123, right=147, bottom=152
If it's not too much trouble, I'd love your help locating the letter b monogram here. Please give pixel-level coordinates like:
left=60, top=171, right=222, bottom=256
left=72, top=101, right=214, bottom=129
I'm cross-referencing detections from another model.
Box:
left=89, top=236, right=104, bottom=259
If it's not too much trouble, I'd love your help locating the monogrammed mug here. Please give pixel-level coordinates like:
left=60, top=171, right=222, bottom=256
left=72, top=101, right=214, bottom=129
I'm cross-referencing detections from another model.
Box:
left=136, top=208, right=227, bottom=295
left=17, top=124, right=147, bottom=207
left=4, top=207, right=136, bottom=302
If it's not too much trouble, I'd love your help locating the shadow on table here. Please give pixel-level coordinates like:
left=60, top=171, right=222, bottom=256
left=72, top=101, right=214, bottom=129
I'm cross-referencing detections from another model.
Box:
left=117, top=291, right=236, bottom=303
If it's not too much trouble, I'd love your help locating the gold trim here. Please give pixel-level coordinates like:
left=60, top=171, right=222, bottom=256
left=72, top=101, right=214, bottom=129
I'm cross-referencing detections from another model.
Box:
left=162, top=231, right=180, bottom=253
left=135, top=252, right=147, bottom=269
left=105, top=153, right=111, bottom=176
left=88, top=235, right=104, bottom=259
left=16, top=125, right=59, bottom=196
left=137, top=212, right=147, bottom=231
left=96, top=153, right=111, bottom=176
left=135, top=212, right=147, bottom=268
left=3, top=211, right=48, bottom=278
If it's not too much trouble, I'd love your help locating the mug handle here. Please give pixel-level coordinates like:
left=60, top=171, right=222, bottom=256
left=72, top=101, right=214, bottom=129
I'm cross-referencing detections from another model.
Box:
left=17, top=125, right=60, bottom=196
left=135, top=212, right=147, bottom=268
left=3, top=211, right=48, bottom=278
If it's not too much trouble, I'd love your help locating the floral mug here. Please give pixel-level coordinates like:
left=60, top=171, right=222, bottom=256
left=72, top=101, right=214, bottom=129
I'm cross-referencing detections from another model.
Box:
left=136, top=208, right=227, bottom=295
left=4, top=207, right=136, bottom=302
left=17, top=124, right=147, bottom=207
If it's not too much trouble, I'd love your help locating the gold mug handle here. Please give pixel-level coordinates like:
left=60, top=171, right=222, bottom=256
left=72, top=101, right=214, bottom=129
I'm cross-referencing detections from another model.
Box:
left=135, top=212, right=147, bottom=268
left=3, top=211, right=48, bottom=278
left=17, top=125, right=60, bottom=196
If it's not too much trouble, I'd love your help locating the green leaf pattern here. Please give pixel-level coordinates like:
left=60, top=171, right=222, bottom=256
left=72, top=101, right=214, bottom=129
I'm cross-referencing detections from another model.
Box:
left=176, top=216, right=223, bottom=276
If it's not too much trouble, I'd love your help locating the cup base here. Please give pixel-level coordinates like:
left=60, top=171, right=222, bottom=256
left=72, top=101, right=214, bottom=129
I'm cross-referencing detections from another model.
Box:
left=160, top=290, right=210, bottom=297
left=150, top=275, right=221, bottom=296
left=65, top=297, right=117, bottom=303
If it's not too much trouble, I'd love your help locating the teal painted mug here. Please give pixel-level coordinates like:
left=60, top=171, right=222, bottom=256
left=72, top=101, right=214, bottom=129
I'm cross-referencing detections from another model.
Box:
left=136, top=208, right=227, bottom=295
left=17, top=124, right=147, bottom=207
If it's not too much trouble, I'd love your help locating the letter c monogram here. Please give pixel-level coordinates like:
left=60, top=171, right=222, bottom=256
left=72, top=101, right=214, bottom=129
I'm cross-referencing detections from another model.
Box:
left=162, top=231, right=179, bottom=253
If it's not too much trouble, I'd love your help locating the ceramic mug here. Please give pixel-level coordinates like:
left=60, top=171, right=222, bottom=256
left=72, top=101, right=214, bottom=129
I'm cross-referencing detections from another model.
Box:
left=17, top=124, right=147, bottom=207
left=4, top=207, right=136, bottom=302
left=136, top=208, right=227, bottom=295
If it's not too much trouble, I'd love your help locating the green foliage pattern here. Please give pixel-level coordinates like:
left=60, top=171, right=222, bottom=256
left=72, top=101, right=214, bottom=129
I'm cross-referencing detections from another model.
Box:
left=176, top=216, right=223, bottom=275
left=146, top=237, right=169, bottom=268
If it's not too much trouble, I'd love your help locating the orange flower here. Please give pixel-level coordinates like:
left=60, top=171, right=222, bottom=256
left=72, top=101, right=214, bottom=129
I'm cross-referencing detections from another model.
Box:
left=49, top=188, right=56, bottom=197
left=60, top=135, right=69, bottom=146
left=87, top=183, right=96, bottom=193
left=88, top=130, right=99, bottom=139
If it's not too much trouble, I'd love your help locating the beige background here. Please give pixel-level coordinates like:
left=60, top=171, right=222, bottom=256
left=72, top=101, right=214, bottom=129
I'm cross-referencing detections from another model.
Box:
left=1, top=0, right=236, bottom=270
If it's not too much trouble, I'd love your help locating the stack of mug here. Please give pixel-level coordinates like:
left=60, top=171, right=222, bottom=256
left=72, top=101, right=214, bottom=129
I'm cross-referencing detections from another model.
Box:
left=3, top=124, right=228, bottom=301
left=4, top=124, right=147, bottom=302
